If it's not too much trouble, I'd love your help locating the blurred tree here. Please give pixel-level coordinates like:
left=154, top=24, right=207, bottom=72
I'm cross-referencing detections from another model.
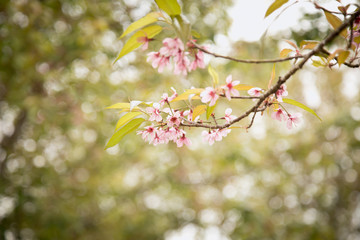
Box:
left=1, top=0, right=360, bottom=240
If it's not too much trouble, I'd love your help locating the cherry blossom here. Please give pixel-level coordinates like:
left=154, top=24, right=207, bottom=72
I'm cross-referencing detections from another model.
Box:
left=286, top=113, right=302, bottom=129
left=222, top=75, right=240, bottom=100
left=176, top=132, right=192, bottom=147
left=167, top=111, right=181, bottom=127
left=174, top=53, right=190, bottom=75
left=224, top=108, right=236, bottom=123
left=248, top=87, right=263, bottom=97
left=146, top=103, right=162, bottom=122
left=160, top=38, right=184, bottom=58
left=137, top=36, right=152, bottom=51
left=190, top=50, right=205, bottom=71
left=160, top=88, right=178, bottom=106
left=276, top=84, right=288, bottom=102
left=137, top=125, right=156, bottom=142
left=200, top=87, right=219, bottom=106
left=271, top=108, right=286, bottom=122
left=147, top=52, right=170, bottom=73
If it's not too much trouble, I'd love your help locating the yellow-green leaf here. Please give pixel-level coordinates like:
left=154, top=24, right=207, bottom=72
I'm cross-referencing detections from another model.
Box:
left=155, top=0, right=181, bottom=16
left=284, top=40, right=298, bottom=49
left=171, top=88, right=203, bottom=102
left=354, top=36, right=360, bottom=44
left=192, top=105, right=207, bottom=120
left=300, top=40, right=319, bottom=50
left=280, top=48, right=293, bottom=58
left=114, top=25, right=162, bottom=63
left=337, top=50, right=350, bottom=66
left=105, top=118, right=145, bottom=149
left=120, top=12, right=162, bottom=38
left=265, top=0, right=289, bottom=18
left=208, top=65, right=219, bottom=86
left=312, top=60, right=326, bottom=68
left=206, top=103, right=216, bottom=120
left=233, top=84, right=256, bottom=91
left=282, top=98, right=322, bottom=121
left=323, top=11, right=347, bottom=38
left=106, top=103, right=131, bottom=109
left=115, top=112, right=143, bottom=130
left=268, top=64, right=276, bottom=89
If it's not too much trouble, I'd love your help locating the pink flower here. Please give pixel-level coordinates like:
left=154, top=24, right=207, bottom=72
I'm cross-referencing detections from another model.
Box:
left=137, top=36, right=152, bottom=51
left=160, top=88, right=178, bottom=106
left=166, top=111, right=181, bottom=127
left=174, top=54, right=190, bottom=75
left=176, top=133, right=192, bottom=147
left=219, top=128, right=231, bottom=138
left=160, top=38, right=184, bottom=58
left=137, top=125, right=156, bottom=142
left=222, top=75, right=240, bottom=101
left=276, top=84, right=288, bottom=102
left=224, top=108, right=236, bottom=123
left=202, top=130, right=216, bottom=145
left=146, top=103, right=162, bottom=122
left=248, top=87, right=263, bottom=97
left=286, top=113, right=302, bottom=129
left=200, top=87, right=219, bottom=106
left=147, top=52, right=170, bottom=73
left=152, top=132, right=164, bottom=146
left=271, top=108, right=286, bottom=122
left=190, top=50, right=205, bottom=71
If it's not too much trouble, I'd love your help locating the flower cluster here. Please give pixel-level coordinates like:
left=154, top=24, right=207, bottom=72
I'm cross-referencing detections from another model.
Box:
left=147, top=38, right=205, bottom=75
left=134, top=80, right=303, bottom=148
left=272, top=108, right=302, bottom=129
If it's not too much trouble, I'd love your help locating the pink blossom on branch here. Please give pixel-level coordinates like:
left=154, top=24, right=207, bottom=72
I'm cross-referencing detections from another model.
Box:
left=222, top=75, right=240, bottom=100
left=190, top=50, right=205, bottom=71
left=276, top=84, right=288, bottom=102
left=166, top=111, right=181, bottom=127
left=271, top=108, right=286, bottom=122
left=224, top=108, right=236, bottom=123
left=176, top=133, right=192, bottom=147
left=146, top=103, right=162, bottom=122
left=286, top=113, right=302, bottom=129
left=200, top=87, right=219, bottom=106
left=248, top=87, right=263, bottom=97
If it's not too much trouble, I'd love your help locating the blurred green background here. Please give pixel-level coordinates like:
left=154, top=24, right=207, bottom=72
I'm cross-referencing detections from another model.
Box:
left=1, top=0, right=360, bottom=239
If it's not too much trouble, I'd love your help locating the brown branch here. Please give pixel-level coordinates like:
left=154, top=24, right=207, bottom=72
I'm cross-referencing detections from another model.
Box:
left=219, top=94, right=260, bottom=99
left=193, top=44, right=303, bottom=64
left=181, top=10, right=360, bottom=130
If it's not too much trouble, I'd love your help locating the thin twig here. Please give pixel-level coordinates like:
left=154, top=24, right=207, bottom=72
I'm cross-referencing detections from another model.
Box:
left=192, top=43, right=303, bottom=64
left=219, top=94, right=260, bottom=99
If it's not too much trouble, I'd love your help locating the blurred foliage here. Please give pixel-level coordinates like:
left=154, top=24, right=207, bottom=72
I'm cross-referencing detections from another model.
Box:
left=1, top=0, right=360, bottom=240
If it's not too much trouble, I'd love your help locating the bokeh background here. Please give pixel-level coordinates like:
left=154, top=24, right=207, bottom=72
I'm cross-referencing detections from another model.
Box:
left=1, top=0, right=360, bottom=239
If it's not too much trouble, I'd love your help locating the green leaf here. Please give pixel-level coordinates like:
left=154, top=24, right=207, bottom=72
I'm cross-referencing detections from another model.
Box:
left=265, top=0, right=289, bottom=18
left=114, top=25, right=162, bottom=63
left=191, top=29, right=201, bottom=38
left=171, top=88, right=203, bottom=102
left=337, top=50, right=350, bottom=66
left=154, top=0, right=181, bottom=16
left=105, top=118, right=145, bottom=149
left=233, top=84, right=256, bottom=91
left=323, top=11, right=347, bottom=38
left=206, top=103, right=216, bottom=120
left=282, top=98, right=322, bottom=121
left=208, top=65, right=219, bottom=86
left=192, top=105, right=207, bottom=120
left=116, top=112, right=143, bottom=130
left=312, top=60, right=326, bottom=68
left=280, top=48, right=293, bottom=57
left=120, top=12, right=162, bottom=39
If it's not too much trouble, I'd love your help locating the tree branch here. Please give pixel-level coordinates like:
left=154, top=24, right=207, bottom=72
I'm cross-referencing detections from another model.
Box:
left=181, top=10, right=360, bottom=130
